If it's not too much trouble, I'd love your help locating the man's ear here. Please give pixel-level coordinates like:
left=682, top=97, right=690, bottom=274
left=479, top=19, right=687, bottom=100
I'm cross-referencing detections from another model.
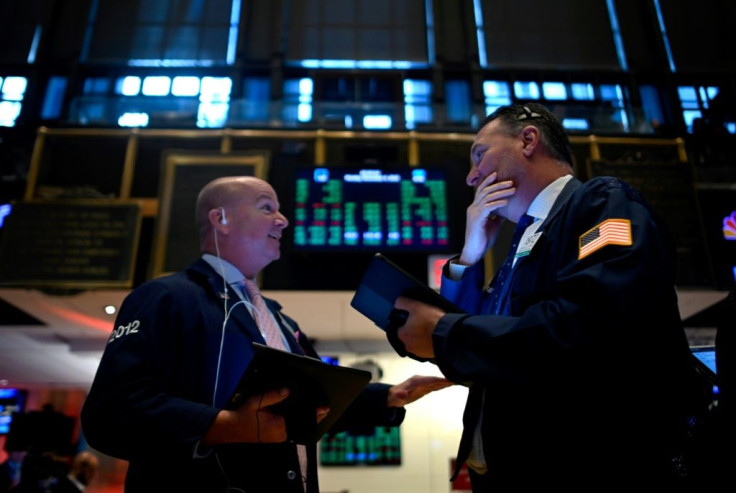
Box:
left=520, top=125, right=539, bottom=157
left=209, top=208, right=227, bottom=230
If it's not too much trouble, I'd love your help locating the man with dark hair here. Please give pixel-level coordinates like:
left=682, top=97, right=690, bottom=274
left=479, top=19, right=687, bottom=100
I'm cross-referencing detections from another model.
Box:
left=390, top=102, right=705, bottom=489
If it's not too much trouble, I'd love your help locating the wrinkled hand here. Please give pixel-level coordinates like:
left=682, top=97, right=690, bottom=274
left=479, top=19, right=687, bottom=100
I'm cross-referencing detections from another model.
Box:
left=394, top=296, right=446, bottom=360
left=461, top=172, right=515, bottom=266
left=235, top=388, right=291, bottom=443
left=315, top=406, right=330, bottom=424
left=243, top=392, right=330, bottom=436
left=387, top=375, right=454, bottom=408
left=203, top=387, right=293, bottom=445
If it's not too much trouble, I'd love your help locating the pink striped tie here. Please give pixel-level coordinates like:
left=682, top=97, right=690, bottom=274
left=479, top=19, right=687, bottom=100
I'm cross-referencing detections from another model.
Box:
left=241, top=278, right=308, bottom=491
left=242, top=278, right=287, bottom=350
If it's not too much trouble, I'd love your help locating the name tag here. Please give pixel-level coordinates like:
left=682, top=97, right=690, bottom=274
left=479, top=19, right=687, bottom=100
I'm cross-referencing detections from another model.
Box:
left=515, top=232, right=541, bottom=258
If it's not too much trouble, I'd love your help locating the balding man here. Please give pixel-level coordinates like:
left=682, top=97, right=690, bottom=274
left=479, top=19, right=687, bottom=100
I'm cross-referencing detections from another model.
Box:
left=82, top=176, right=450, bottom=493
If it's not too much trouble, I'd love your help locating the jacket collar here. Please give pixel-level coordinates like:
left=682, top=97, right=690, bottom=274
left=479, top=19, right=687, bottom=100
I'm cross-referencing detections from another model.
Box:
left=186, top=257, right=299, bottom=351
left=537, top=176, right=582, bottom=231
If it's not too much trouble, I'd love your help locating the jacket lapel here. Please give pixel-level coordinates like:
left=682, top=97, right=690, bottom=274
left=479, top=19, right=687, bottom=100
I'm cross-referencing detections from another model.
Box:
left=193, top=259, right=305, bottom=352
left=513, top=177, right=582, bottom=270
left=188, top=260, right=264, bottom=406
left=188, top=260, right=308, bottom=405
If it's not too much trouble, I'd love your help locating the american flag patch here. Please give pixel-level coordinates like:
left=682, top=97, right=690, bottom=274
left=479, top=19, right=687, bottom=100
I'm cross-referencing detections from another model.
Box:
left=578, top=219, right=632, bottom=259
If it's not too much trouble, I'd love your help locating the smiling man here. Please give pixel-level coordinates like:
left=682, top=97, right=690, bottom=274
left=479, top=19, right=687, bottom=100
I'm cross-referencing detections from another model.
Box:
left=81, top=175, right=451, bottom=493
left=391, top=103, right=708, bottom=490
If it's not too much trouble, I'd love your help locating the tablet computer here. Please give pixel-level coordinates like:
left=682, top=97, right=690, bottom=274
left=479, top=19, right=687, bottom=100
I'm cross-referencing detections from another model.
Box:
left=227, top=343, right=372, bottom=443
left=350, top=253, right=464, bottom=331
left=691, top=345, right=717, bottom=385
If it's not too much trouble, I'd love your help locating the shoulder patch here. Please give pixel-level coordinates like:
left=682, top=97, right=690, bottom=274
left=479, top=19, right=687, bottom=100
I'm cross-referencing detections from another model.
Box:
left=578, top=219, right=632, bottom=259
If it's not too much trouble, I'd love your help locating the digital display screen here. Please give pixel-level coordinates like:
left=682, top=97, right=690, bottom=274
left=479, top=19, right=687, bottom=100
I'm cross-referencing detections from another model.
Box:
left=0, top=203, right=12, bottom=228
left=692, top=347, right=717, bottom=375
left=0, top=388, right=27, bottom=435
left=292, top=167, right=450, bottom=251
left=696, top=185, right=736, bottom=289
left=320, top=427, right=401, bottom=466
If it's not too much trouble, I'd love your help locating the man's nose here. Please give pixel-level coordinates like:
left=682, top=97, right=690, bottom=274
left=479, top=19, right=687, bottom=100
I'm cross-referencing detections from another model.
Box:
left=466, top=167, right=480, bottom=187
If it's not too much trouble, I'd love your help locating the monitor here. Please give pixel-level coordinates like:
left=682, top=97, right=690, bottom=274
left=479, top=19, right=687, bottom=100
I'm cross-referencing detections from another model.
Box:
left=264, top=162, right=472, bottom=290
left=320, top=427, right=402, bottom=466
left=0, top=388, right=26, bottom=435
left=696, top=184, right=736, bottom=290
left=691, top=345, right=718, bottom=379
left=291, top=166, right=451, bottom=252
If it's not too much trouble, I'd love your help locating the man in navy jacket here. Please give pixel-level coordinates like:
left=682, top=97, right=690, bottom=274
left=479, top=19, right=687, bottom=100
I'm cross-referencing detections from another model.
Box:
left=82, top=176, right=450, bottom=492
left=391, top=103, right=706, bottom=489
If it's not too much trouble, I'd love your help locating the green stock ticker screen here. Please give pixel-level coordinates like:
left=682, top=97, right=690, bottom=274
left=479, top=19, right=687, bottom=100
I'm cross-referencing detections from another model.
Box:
left=292, top=166, right=450, bottom=252
left=320, top=426, right=402, bottom=466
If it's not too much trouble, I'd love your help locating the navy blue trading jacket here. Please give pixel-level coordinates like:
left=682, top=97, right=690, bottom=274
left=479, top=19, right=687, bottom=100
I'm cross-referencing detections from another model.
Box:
left=82, top=258, right=404, bottom=493
left=439, top=176, right=704, bottom=487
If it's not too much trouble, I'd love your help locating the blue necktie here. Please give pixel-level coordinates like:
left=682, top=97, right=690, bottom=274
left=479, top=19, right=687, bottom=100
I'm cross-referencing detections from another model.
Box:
left=487, top=214, right=534, bottom=315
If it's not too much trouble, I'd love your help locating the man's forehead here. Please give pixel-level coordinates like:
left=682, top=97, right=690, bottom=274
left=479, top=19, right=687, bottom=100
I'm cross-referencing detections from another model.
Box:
left=255, top=187, right=280, bottom=206
left=233, top=180, right=278, bottom=205
left=240, top=179, right=273, bottom=195
left=472, top=119, right=503, bottom=146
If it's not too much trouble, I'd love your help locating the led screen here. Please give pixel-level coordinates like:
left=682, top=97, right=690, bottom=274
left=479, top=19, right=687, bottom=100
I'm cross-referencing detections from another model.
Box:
left=292, top=167, right=450, bottom=251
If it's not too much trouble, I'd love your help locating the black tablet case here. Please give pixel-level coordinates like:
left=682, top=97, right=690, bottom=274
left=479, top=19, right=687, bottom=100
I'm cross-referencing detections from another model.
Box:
left=227, top=343, right=372, bottom=444
left=350, top=253, right=464, bottom=331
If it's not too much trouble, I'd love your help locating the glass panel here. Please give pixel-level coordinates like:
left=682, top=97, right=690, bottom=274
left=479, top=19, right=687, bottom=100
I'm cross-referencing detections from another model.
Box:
left=678, top=86, right=698, bottom=104
left=142, top=76, right=172, bottom=96
left=172, top=76, right=201, bottom=96
left=297, top=103, right=312, bottom=122
left=638, top=84, right=665, bottom=134
left=287, top=0, right=428, bottom=66
left=446, top=80, right=471, bottom=123
left=118, top=77, right=142, bottom=96
left=0, top=101, right=22, bottom=127
left=483, top=80, right=511, bottom=115
left=283, top=78, right=313, bottom=125
left=239, top=77, right=270, bottom=121
left=131, top=26, right=165, bottom=59
left=197, top=101, right=229, bottom=127
left=165, top=26, right=200, bottom=59
left=542, top=82, right=567, bottom=100
left=683, top=109, right=702, bottom=131
left=118, top=112, right=150, bottom=127
left=571, top=83, right=595, bottom=101
left=85, top=0, right=235, bottom=65
left=404, top=79, right=432, bottom=129
left=1, top=77, right=28, bottom=101
left=562, top=118, right=589, bottom=131
left=404, top=79, right=431, bottom=102
left=706, top=86, right=719, bottom=100
left=600, top=84, right=623, bottom=104
left=299, top=78, right=314, bottom=101
left=363, top=114, right=392, bottom=129
left=513, top=81, right=540, bottom=100
left=84, top=77, right=111, bottom=95
left=41, top=76, right=68, bottom=119
left=479, top=0, right=619, bottom=70
left=200, top=76, right=232, bottom=102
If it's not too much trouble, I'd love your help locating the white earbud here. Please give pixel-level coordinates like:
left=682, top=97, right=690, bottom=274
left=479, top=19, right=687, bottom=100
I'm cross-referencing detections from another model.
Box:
left=219, top=207, right=228, bottom=225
